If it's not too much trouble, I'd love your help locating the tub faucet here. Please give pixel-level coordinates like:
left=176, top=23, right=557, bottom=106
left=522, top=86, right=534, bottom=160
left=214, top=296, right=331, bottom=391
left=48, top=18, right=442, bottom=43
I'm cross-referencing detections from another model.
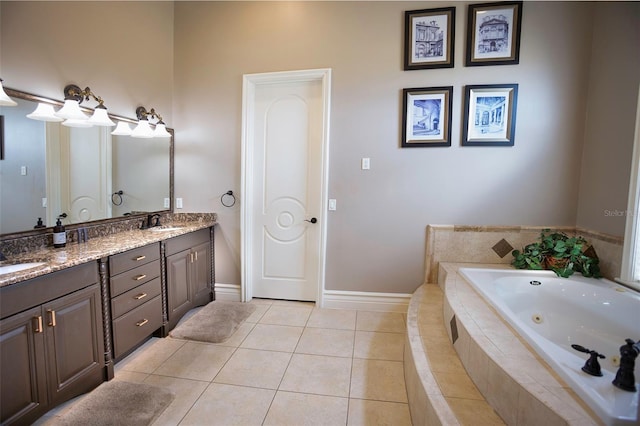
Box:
left=571, top=344, right=605, bottom=376
left=612, top=338, right=639, bottom=392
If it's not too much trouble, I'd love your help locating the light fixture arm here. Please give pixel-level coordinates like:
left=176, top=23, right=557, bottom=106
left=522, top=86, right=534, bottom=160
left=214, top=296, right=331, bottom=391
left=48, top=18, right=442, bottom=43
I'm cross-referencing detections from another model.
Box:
left=136, top=106, right=165, bottom=124
left=63, top=84, right=107, bottom=109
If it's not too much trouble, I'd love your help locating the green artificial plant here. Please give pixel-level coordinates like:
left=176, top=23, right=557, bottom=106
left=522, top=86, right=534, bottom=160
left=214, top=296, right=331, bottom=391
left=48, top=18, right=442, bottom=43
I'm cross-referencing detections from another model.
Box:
left=511, top=230, right=601, bottom=278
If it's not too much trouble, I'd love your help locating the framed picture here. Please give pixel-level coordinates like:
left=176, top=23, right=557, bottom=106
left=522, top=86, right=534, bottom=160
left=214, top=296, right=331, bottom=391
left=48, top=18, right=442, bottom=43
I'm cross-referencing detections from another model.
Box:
left=404, top=7, right=456, bottom=70
left=465, top=1, right=523, bottom=66
left=402, top=86, right=453, bottom=147
left=461, top=84, right=518, bottom=146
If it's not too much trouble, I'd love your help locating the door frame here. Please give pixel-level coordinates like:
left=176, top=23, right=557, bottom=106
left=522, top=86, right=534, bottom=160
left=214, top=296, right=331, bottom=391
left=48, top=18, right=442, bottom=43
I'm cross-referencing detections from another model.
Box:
left=240, top=68, right=331, bottom=306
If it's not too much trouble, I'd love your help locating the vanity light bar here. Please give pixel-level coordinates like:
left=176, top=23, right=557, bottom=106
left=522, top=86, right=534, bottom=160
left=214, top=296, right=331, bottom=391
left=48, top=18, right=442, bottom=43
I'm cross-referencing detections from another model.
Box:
left=25, top=83, right=115, bottom=128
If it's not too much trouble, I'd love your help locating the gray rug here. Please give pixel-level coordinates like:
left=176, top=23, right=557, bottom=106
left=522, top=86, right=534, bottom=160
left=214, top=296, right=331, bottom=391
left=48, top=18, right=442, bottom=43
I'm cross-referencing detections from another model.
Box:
left=169, top=301, right=256, bottom=343
left=54, top=381, right=174, bottom=426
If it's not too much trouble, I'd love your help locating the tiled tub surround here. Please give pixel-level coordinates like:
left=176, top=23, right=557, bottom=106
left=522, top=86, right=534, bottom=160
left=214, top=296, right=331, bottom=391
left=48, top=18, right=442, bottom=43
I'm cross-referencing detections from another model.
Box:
left=439, top=262, right=603, bottom=426
left=425, top=225, right=623, bottom=284
left=0, top=213, right=216, bottom=287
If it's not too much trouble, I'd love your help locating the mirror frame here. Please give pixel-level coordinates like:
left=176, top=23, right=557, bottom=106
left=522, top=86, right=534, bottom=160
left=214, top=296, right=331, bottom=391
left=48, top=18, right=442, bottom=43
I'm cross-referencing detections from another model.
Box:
left=0, top=87, right=174, bottom=239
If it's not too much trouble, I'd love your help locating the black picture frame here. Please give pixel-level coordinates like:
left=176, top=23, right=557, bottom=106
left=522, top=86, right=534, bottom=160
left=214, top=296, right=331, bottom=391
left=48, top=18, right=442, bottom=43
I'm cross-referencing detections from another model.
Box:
left=404, top=7, right=456, bottom=70
left=461, top=84, right=518, bottom=147
left=465, top=1, right=523, bottom=67
left=402, top=86, right=453, bottom=148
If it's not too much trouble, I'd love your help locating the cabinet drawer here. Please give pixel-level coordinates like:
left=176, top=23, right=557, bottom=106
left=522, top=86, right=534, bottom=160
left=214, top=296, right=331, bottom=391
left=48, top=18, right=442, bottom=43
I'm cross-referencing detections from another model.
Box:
left=110, top=277, right=161, bottom=319
left=0, top=262, right=98, bottom=320
left=110, top=260, right=160, bottom=297
left=112, top=295, right=162, bottom=358
left=110, top=244, right=160, bottom=276
left=165, top=228, right=210, bottom=257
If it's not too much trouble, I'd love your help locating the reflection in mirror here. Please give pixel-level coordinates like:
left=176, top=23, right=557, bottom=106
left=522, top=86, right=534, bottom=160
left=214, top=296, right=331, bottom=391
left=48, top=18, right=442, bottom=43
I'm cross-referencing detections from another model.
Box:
left=0, top=89, right=172, bottom=236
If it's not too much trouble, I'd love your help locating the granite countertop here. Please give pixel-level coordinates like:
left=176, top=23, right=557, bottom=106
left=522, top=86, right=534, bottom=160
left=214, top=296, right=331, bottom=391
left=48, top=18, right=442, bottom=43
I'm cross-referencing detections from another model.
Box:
left=0, top=220, right=216, bottom=288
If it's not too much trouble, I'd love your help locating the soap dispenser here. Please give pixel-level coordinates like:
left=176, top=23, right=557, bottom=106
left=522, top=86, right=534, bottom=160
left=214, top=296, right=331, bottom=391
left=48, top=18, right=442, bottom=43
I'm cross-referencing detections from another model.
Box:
left=53, top=218, right=66, bottom=248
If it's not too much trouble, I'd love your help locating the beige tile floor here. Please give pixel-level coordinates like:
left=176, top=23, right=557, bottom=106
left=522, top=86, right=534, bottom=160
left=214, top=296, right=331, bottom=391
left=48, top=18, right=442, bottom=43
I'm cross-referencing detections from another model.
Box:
left=39, top=299, right=412, bottom=426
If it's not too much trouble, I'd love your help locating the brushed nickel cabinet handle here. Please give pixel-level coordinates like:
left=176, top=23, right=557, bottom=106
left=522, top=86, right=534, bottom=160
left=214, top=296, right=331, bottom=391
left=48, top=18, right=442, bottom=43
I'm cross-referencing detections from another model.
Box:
left=134, top=293, right=148, bottom=300
left=195, top=251, right=198, bottom=262
left=190, top=253, right=194, bottom=263
left=47, top=310, right=56, bottom=327
left=134, top=255, right=146, bottom=261
left=33, top=316, right=43, bottom=333
left=136, top=319, right=149, bottom=327
left=134, top=274, right=147, bottom=281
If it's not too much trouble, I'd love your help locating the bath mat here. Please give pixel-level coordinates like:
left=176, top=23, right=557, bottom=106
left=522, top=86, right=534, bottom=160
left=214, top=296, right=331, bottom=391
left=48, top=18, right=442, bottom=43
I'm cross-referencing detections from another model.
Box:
left=54, top=381, right=174, bottom=426
left=169, top=301, right=256, bottom=343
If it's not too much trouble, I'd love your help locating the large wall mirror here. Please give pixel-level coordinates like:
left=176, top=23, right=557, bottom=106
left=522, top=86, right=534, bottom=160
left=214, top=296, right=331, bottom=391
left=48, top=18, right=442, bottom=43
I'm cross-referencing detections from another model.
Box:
left=0, top=88, right=173, bottom=236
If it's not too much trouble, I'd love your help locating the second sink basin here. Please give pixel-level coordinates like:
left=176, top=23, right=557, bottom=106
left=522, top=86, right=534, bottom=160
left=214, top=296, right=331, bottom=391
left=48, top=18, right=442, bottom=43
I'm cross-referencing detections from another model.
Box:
left=0, top=262, right=47, bottom=276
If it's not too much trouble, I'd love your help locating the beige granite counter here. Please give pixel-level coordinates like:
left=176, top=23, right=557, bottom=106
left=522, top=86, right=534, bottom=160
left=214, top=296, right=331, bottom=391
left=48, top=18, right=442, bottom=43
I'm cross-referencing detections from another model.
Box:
left=0, top=220, right=216, bottom=288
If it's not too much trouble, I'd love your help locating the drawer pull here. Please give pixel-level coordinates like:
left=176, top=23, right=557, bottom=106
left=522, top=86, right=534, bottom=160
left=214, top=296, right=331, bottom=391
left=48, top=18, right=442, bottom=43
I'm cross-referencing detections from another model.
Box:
left=134, top=255, right=146, bottom=261
left=134, top=274, right=147, bottom=281
left=134, top=293, right=148, bottom=300
left=136, top=319, right=149, bottom=327
left=33, top=316, right=43, bottom=333
left=47, top=310, right=56, bottom=327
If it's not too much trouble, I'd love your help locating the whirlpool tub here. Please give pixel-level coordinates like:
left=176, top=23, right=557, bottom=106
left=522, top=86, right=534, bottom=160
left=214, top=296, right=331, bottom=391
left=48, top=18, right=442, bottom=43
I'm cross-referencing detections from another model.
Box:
left=458, top=268, right=640, bottom=426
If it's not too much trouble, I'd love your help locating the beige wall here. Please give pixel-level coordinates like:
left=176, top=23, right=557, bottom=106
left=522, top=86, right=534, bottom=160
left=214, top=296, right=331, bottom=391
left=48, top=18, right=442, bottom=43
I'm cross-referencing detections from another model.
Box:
left=2, top=2, right=637, bottom=295
left=0, top=1, right=174, bottom=121
left=173, top=1, right=598, bottom=293
left=576, top=2, right=640, bottom=236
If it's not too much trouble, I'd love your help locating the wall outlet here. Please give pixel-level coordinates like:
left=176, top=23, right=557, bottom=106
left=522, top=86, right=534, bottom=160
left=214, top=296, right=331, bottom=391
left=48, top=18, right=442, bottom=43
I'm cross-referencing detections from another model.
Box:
left=164, top=198, right=170, bottom=208
left=21, top=166, right=27, bottom=176
left=42, top=198, right=47, bottom=208
left=176, top=198, right=183, bottom=209
left=328, top=199, right=337, bottom=211
left=361, top=158, right=370, bottom=170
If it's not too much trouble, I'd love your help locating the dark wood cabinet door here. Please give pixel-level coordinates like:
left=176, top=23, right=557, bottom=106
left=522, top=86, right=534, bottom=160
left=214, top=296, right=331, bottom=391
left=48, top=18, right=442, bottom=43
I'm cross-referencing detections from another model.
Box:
left=166, top=250, right=192, bottom=330
left=0, top=307, right=48, bottom=425
left=192, top=241, right=212, bottom=306
left=43, top=284, right=104, bottom=406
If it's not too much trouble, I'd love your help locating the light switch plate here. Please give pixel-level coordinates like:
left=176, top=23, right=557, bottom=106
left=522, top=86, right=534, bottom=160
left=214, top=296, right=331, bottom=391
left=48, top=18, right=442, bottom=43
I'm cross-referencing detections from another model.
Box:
left=176, top=198, right=183, bottom=209
left=21, top=166, right=27, bottom=176
left=328, top=199, right=337, bottom=211
left=361, top=158, right=370, bottom=170
left=164, top=198, right=170, bottom=208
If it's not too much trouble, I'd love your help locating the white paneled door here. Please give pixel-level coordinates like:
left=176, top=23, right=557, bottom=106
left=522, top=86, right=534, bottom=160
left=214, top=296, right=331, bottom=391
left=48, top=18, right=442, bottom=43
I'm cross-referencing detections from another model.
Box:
left=241, top=69, right=331, bottom=303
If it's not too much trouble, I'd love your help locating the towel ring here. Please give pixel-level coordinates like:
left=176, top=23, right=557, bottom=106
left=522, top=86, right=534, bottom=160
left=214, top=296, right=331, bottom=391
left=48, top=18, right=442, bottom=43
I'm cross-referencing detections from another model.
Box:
left=221, top=190, right=236, bottom=208
left=111, top=190, right=124, bottom=206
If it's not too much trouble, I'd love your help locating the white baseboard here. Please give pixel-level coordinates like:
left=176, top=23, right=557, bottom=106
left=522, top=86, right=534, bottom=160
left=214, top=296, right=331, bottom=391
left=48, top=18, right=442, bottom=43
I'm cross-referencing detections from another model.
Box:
left=322, top=290, right=410, bottom=313
left=214, top=283, right=242, bottom=302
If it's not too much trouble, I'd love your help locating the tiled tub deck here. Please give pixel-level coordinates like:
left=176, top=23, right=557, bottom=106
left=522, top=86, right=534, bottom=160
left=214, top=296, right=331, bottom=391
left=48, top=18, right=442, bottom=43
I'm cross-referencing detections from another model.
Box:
left=405, top=263, right=604, bottom=425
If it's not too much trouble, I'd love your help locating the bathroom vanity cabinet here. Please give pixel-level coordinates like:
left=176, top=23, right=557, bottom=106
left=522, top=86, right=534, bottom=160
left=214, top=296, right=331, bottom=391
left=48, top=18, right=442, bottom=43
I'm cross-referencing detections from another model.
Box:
left=165, top=228, right=213, bottom=331
left=0, top=262, right=105, bottom=425
left=109, top=243, right=163, bottom=359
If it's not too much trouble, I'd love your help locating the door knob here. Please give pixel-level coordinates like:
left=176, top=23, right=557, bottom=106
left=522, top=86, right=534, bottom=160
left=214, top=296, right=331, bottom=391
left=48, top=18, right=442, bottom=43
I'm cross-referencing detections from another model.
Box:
left=305, top=217, right=317, bottom=224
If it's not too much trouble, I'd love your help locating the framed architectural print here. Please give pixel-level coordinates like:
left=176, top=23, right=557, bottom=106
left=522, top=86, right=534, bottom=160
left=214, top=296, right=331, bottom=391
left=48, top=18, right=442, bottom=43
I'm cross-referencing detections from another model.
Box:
left=402, top=86, right=453, bottom=147
left=461, top=84, right=518, bottom=146
left=465, top=1, right=523, bottom=66
left=404, top=7, right=456, bottom=70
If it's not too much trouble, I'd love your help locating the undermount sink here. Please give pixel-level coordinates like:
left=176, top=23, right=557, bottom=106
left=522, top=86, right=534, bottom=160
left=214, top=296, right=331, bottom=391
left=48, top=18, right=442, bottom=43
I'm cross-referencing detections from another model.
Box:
left=148, top=226, right=183, bottom=232
left=0, top=262, right=47, bottom=276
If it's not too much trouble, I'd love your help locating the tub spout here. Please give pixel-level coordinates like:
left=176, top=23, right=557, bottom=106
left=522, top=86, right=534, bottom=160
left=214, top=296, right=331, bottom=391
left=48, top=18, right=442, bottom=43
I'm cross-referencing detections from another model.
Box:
left=612, top=338, right=639, bottom=392
left=571, top=344, right=605, bottom=377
